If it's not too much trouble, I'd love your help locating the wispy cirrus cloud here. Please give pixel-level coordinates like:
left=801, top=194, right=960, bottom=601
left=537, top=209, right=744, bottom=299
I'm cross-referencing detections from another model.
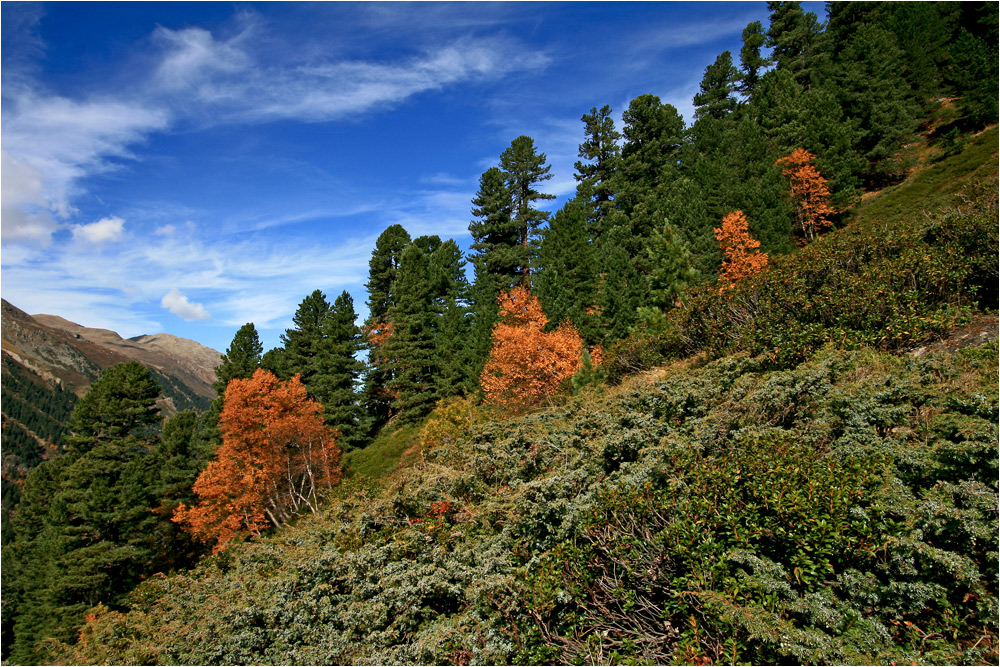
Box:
left=149, top=25, right=550, bottom=123
left=1, top=91, right=169, bottom=244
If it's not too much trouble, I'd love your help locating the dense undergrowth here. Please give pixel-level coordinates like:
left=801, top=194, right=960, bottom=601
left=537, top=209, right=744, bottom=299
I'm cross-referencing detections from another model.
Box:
left=53, top=338, right=998, bottom=665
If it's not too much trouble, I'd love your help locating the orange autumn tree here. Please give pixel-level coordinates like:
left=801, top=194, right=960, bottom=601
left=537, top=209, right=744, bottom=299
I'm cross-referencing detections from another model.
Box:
left=481, top=286, right=586, bottom=408
left=775, top=147, right=836, bottom=242
left=715, top=210, right=769, bottom=290
left=173, top=369, right=341, bottom=552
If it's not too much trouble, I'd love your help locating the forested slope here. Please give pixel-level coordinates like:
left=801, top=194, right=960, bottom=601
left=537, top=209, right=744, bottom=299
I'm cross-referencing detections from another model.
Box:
left=48, top=131, right=999, bottom=665
left=2, top=2, right=997, bottom=664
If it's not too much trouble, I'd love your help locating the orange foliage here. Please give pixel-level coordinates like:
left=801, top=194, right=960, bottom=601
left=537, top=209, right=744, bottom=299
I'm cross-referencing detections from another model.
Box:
left=481, top=287, right=585, bottom=408
left=714, top=210, right=769, bottom=290
left=365, top=320, right=394, bottom=364
left=173, top=369, right=340, bottom=552
left=775, top=148, right=836, bottom=241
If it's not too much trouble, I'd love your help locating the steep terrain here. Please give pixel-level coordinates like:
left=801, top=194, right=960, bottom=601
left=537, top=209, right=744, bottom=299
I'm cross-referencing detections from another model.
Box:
left=1, top=302, right=220, bottom=530
left=32, top=313, right=220, bottom=402
left=1, top=300, right=220, bottom=410
left=53, top=126, right=998, bottom=667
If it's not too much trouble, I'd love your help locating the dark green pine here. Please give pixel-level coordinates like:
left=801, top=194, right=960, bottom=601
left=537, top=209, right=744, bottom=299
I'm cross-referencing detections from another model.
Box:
left=4, top=362, right=165, bottom=664
left=213, top=323, right=263, bottom=397
left=738, top=20, right=769, bottom=99
left=765, top=1, right=827, bottom=90
left=534, top=196, right=601, bottom=344
left=281, top=289, right=333, bottom=386
left=574, top=104, right=621, bottom=234
left=385, top=237, right=443, bottom=423
left=363, top=224, right=412, bottom=431
left=693, top=50, right=740, bottom=120
left=498, top=135, right=555, bottom=281
left=318, top=291, right=366, bottom=450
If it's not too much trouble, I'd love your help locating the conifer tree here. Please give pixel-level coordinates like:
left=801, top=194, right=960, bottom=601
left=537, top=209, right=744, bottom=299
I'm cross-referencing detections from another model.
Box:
left=831, top=22, right=919, bottom=186
left=693, top=50, right=740, bottom=120
left=534, top=197, right=601, bottom=344
left=643, top=221, right=701, bottom=312
left=205, top=323, right=263, bottom=445
left=738, top=20, right=770, bottom=99
left=766, top=1, right=827, bottom=89
left=574, top=104, right=621, bottom=233
left=319, top=291, right=366, bottom=450
left=363, top=224, right=412, bottom=432
left=499, top=135, right=555, bottom=282
left=385, top=236, right=445, bottom=423
left=4, top=363, right=166, bottom=664
left=469, top=138, right=553, bottom=373
left=281, top=289, right=332, bottom=386
left=431, top=240, right=476, bottom=400
left=213, top=323, right=263, bottom=397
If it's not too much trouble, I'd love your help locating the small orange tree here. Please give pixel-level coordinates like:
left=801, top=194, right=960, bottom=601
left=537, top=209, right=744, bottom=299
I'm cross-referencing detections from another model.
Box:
left=481, top=286, right=585, bottom=408
left=173, top=369, right=340, bottom=552
left=776, top=148, right=836, bottom=241
left=715, top=210, right=769, bottom=290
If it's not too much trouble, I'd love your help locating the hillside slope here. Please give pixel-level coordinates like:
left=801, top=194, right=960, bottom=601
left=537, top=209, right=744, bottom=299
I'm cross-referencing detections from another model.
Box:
left=56, top=132, right=998, bottom=666
left=31, top=313, right=220, bottom=401
left=1, top=302, right=221, bottom=529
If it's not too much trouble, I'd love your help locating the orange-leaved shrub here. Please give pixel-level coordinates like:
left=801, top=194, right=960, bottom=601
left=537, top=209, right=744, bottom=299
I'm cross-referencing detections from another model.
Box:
left=481, top=286, right=586, bottom=408
left=714, top=210, right=769, bottom=290
left=776, top=147, right=836, bottom=241
left=173, top=369, right=341, bottom=552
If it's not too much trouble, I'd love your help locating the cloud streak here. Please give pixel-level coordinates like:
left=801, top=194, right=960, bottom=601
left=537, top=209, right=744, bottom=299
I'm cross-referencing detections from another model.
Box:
left=150, top=26, right=550, bottom=123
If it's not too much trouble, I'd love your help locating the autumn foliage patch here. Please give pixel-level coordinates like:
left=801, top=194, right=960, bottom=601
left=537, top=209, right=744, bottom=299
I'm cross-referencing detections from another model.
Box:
left=714, top=210, right=769, bottom=290
left=481, top=287, right=587, bottom=408
left=174, top=369, right=341, bottom=552
left=776, top=147, right=836, bottom=241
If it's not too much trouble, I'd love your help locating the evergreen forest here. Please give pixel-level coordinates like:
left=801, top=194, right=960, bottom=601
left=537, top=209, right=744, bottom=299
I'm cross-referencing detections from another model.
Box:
left=2, top=3, right=997, bottom=664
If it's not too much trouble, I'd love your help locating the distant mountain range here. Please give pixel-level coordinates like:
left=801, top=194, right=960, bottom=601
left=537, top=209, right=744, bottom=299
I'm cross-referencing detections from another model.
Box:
left=1, top=298, right=222, bottom=537
left=2, top=299, right=221, bottom=407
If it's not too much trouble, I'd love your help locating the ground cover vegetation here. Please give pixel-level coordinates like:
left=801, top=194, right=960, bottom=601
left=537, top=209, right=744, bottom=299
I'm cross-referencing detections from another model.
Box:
left=1, top=2, right=997, bottom=664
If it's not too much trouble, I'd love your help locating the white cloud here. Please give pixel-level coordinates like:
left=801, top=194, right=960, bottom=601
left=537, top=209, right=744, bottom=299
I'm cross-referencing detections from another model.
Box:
left=73, top=216, right=125, bottom=246
left=0, top=149, right=58, bottom=245
left=1, top=90, right=169, bottom=244
left=149, top=26, right=549, bottom=123
left=154, top=224, right=177, bottom=236
left=161, top=288, right=211, bottom=321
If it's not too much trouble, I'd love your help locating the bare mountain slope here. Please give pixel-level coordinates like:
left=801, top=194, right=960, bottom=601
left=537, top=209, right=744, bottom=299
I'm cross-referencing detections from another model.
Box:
left=32, top=313, right=221, bottom=400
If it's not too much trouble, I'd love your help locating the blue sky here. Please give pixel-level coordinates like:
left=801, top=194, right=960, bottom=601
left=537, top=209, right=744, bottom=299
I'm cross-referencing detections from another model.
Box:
left=1, top=1, right=826, bottom=353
